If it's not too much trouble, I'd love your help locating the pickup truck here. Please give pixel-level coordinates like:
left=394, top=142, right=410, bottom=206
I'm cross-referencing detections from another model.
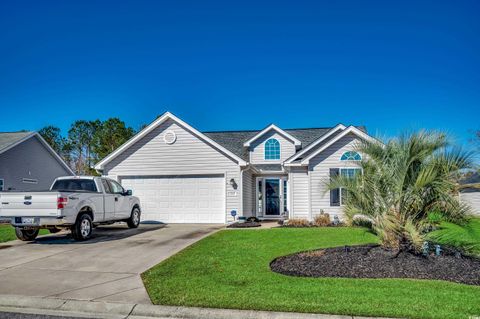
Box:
left=0, top=176, right=141, bottom=241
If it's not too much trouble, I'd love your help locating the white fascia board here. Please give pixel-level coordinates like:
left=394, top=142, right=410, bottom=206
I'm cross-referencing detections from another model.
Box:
left=243, top=124, right=301, bottom=147
left=300, top=126, right=378, bottom=165
left=35, top=133, right=75, bottom=175
left=284, top=124, right=346, bottom=164
left=94, top=112, right=247, bottom=170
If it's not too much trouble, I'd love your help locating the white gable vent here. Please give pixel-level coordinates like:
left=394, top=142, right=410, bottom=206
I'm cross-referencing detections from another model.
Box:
left=163, top=130, right=177, bottom=145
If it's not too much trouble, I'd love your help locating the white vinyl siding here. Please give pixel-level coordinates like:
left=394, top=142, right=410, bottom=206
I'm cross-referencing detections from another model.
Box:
left=249, top=131, right=296, bottom=164
left=309, top=134, right=361, bottom=220
left=289, top=166, right=309, bottom=218
left=460, top=191, right=480, bottom=216
left=242, top=169, right=255, bottom=217
left=103, top=118, right=241, bottom=223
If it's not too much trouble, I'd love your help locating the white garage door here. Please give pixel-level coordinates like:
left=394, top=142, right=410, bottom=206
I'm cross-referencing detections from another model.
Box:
left=121, top=175, right=225, bottom=223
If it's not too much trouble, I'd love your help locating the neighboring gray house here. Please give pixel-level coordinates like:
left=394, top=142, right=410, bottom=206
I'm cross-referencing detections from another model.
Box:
left=94, top=112, right=376, bottom=224
left=459, top=172, right=480, bottom=216
left=0, top=132, right=74, bottom=191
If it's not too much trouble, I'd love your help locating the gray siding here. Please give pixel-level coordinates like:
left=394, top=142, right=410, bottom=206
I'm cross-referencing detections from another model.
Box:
left=289, top=166, right=309, bottom=218
left=242, top=169, right=255, bottom=217
left=250, top=131, right=296, bottom=164
left=0, top=136, right=72, bottom=191
left=460, top=191, right=480, bottom=216
left=309, top=134, right=361, bottom=220
left=103, top=119, right=241, bottom=222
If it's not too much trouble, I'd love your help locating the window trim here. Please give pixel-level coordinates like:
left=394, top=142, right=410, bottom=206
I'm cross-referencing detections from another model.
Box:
left=264, top=138, right=281, bottom=161
left=340, top=151, right=362, bottom=161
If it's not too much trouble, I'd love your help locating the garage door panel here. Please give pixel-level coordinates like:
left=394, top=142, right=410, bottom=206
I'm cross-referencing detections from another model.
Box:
left=121, top=175, right=225, bottom=223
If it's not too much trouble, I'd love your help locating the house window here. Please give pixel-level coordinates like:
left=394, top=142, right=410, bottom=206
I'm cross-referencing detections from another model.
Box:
left=340, top=151, right=361, bottom=161
left=0, top=179, right=4, bottom=191
left=330, top=168, right=361, bottom=206
left=340, top=168, right=361, bottom=205
left=264, top=138, right=280, bottom=160
left=283, top=179, right=287, bottom=213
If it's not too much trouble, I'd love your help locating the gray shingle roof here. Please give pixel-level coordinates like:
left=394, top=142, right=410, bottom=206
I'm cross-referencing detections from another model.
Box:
left=203, top=126, right=366, bottom=161
left=0, top=131, right=34, bottom=154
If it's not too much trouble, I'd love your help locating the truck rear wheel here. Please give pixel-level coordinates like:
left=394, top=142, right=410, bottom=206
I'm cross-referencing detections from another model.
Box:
left=71, top=213, right=93, bottom=241
left=127, top=207, right=141, bottom=228
left=15, top=227, right=39, bottom=241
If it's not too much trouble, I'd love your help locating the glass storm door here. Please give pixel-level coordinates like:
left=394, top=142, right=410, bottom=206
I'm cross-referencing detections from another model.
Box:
left=265, top=179, right=280, bottom=216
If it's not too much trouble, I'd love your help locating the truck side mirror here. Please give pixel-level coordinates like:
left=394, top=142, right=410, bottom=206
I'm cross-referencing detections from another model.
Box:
left=125, top=189, right=133, bottom=196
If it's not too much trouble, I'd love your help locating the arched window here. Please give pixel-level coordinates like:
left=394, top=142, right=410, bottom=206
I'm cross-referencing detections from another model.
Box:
left=264, top=138, right=280, bottom=160
left=340, top=151, right=361, bottom=161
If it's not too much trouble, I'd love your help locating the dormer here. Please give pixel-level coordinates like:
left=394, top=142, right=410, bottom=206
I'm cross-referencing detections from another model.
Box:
left=243, top=124, right=301, bottom=164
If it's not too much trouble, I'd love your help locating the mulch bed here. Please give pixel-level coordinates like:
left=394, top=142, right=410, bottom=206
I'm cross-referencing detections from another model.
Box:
left=270, top=244, right=480, bottom=286
left=227, top=222, right=261, bottom=228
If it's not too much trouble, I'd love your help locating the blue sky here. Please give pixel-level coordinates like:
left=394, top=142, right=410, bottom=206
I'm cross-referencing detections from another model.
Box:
left=0, top=1, right=479, bottom=150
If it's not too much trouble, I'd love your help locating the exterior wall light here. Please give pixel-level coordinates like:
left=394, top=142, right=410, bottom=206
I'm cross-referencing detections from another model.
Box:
left=230, top=178, right=237, bottom=189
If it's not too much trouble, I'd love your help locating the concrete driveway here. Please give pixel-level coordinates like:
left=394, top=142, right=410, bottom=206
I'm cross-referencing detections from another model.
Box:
left=0, top=223, right=220, bottom=304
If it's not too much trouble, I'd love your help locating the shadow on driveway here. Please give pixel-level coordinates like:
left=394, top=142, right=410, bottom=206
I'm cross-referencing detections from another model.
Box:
left=29, top=223, right=167, bottom=245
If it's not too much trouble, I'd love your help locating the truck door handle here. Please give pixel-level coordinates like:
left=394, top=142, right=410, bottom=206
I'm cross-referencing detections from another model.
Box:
left=115, top=197, right=118, bottom=202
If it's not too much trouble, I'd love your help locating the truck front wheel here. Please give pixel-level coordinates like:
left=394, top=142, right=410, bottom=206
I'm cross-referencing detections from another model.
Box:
left=71, top=213, right=93, bottom=241
left=127, top=207, right=141, bottom=228
left=15, top=227, right=39, bottom=241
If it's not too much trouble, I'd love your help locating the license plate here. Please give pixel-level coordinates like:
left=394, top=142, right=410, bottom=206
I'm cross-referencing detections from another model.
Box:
left=22, top=217, right=36, bottom=224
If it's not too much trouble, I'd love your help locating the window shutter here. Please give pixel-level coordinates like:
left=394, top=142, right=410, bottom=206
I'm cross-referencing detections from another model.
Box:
left=330, top=168, right=340, bottom=206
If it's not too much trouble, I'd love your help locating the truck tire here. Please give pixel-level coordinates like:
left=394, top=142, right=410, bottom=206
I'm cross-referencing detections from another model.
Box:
left=71, top=213, right=93, bottom=241
left=127, top=207, right=141, bottom=228
left=15, top=227, right=39, bottom=241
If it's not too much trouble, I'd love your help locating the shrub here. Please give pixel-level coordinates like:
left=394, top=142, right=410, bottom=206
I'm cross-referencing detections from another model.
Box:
left=313, top=213, right=330, bottom=227
left=285, top=218, right=310, bottom=227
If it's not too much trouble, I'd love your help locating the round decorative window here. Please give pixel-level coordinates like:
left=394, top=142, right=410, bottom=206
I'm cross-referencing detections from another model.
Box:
left=163, top=130, right=177, bottom=145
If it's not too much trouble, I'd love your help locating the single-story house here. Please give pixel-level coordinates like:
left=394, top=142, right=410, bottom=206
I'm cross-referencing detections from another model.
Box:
left=0, top=132, right=74, bottom=191
left=94, top=112, right=376, bottom=224
left=459, top=172, right=480, bottom=216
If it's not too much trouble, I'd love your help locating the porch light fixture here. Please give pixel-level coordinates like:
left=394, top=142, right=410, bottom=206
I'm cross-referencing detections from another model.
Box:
left=229, top=178, right=237, bottom=189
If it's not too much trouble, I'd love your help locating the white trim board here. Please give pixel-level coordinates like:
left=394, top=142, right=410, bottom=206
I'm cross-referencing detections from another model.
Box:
left=94, top=112, right=248, bottom=170
left=243, top=124, right=301, bottom=147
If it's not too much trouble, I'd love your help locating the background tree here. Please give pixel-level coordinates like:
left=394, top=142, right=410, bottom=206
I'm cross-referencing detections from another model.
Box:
left=93, top=118, right=135, bottom=160
left=329, top=130, right=473, bottom=253
left=68, top=120, right=100, bottom=175
left=38, top=126, right=64, bottom=155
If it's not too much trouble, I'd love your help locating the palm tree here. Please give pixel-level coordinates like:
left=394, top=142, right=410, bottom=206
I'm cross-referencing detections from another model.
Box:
left=329, top=131, right=473, bottom=253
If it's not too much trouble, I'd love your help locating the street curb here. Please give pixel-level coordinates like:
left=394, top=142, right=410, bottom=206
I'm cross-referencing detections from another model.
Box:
left=0, top=294, right=394, bottom=319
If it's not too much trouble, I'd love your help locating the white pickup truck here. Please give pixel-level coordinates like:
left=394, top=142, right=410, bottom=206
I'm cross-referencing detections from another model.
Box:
left=0, top=176, right=141, bottom=241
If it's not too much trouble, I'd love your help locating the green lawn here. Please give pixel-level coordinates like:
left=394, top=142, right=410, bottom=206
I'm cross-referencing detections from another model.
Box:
left=142, top=227, right=480, bottom=319
left=428, top=217, right=480, bottom=256
left=0, top=224, right=48, bottom=243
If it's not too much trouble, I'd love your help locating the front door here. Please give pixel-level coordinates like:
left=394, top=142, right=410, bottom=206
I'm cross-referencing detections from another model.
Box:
left=265, top=179, right=280, bottom=216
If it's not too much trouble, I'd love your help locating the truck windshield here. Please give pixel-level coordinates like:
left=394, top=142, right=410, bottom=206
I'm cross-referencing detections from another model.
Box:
left=51, top=179, right=98, bottom=192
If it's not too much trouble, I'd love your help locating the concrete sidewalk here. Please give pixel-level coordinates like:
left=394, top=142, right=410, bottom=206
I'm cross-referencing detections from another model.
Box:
left=0, top=294, right=392, bottom=319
